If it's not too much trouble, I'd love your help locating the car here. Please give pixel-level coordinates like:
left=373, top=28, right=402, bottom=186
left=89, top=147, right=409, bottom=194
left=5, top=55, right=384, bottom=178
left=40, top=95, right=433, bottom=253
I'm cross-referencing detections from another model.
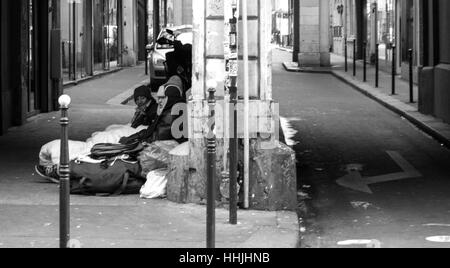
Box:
left=147, top=25, right=193, bottom=89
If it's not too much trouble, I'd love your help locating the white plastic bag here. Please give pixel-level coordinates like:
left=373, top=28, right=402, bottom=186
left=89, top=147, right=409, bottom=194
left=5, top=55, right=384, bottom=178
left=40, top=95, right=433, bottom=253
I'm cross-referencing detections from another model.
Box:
left=39, top=124, right=147, bottom=167
left=39, top=140, right=91, bottom=167
left=140, top=169, right=169, bottom=199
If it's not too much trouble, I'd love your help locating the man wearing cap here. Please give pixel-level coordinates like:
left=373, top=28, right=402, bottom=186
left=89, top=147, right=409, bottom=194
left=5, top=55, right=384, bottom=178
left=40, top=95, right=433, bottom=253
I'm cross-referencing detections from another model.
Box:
left=130, top=85, right=158, bottom=129
left=119, top=83, right=187, bottom=145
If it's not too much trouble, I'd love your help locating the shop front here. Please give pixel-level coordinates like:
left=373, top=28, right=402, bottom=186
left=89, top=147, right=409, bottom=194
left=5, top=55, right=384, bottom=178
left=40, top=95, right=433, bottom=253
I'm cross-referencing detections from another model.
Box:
left=61, top=0, right=122, bottom=83
left=0, top=0, right=58, bottom=134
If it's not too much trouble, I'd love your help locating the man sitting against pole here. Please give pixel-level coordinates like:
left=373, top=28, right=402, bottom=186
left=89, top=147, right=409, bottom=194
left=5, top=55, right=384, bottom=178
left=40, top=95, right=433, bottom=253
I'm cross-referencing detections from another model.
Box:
left=119, top=83, right=187, bottom=145
left=130, top=85, right=159, bottom=129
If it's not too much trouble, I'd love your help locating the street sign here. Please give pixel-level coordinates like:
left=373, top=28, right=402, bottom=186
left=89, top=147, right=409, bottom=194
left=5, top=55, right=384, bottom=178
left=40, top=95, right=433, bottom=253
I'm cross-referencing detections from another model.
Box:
left=337, top=151, right=422, bottom=194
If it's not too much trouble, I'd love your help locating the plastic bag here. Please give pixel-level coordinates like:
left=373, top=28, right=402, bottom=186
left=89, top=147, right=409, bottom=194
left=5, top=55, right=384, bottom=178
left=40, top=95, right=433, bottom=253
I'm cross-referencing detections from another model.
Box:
left=39, top=124, right=147, bottom=167
left=85, top=124, right=147, bottom=148
left=138, top=141, right=179, bottom=177
left=39, top=140, right=91, bottom=167
left=140, top=169, right=169, bottom=199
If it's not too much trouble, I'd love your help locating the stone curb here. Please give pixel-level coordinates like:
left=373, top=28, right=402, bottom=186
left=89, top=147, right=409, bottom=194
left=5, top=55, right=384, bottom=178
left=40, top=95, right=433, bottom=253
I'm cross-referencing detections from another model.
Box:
left=283, top=62, right=332, bottom=74
left=282, top=61, right=450, bottom=149
left=63, top=68, right=124, bottom=89
left=332, top=70, right=450, bottom=149
left=106, top=78, right=150, bottom=106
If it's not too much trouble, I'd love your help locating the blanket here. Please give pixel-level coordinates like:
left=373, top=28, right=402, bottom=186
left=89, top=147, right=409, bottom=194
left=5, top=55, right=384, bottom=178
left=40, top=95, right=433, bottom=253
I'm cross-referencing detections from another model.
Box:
left=39, top=124, right=147, bottom=167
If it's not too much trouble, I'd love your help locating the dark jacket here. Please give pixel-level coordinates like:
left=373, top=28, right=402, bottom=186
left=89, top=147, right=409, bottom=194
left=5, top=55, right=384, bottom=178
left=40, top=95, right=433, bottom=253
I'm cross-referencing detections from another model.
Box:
left=125, top=94, right=187, bottom=144
left=136, top=107, right=186, bottom=143
left=131, top=100, right=158, bottom=129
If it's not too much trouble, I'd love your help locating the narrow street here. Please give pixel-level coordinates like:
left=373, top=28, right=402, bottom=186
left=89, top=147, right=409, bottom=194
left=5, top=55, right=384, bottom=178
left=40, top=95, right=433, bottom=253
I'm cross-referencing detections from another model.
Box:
left=272, top=49, right=450, bottom=248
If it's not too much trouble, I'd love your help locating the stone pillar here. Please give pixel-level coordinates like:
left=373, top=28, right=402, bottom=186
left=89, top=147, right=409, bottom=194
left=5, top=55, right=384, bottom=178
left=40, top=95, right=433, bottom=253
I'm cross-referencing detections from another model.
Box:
left=298, top=0, right=330, bottom=67
left=173, top=0, right=193, bottom=26
left=122, top=0, right=138, bottom=66
left=176, top=0, right=297, bottom=211
left=369, top=2, right=378, bottom=61
left=292, top=0, right=300, bottom=62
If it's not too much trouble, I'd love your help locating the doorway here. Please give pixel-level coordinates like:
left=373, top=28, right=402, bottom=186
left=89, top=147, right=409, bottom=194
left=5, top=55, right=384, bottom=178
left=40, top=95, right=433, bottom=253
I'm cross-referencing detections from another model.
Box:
left=61, top=0, right=89, bottom=81
left=25, top=0, right=40, bottom=117
left=93, top=0, right=120, bottom=72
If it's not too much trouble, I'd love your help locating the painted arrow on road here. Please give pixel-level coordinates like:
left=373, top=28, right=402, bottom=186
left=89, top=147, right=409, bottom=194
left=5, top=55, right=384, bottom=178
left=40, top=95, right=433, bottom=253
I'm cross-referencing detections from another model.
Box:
left=337, top=151, right=422, bottom=194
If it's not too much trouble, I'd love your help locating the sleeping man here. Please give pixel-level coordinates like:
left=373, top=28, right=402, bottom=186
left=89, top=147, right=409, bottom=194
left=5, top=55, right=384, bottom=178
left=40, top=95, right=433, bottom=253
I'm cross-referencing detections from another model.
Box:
left=34, top=85, right=158, bottom=183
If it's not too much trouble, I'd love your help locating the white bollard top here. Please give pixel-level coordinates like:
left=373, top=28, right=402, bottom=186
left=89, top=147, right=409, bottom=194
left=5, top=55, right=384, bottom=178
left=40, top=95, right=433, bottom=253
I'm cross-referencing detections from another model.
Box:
left=58, top=95, right=72, bottom=108
left=206, top=79, right=218, bottom=90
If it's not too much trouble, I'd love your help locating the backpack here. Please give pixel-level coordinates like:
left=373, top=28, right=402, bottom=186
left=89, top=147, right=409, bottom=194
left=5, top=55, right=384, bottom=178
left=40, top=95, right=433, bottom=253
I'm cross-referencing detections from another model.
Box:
left=90, top=142, right=144, bottom=160
left=69, top=159, right=145, bottom=196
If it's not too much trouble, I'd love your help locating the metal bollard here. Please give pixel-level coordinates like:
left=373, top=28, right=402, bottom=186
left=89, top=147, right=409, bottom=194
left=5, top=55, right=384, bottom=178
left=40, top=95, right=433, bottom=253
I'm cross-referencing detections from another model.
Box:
left=206, top=80, right=217, bottom=249
left=145, top=51, right=149, bottom=76
left=58, top=95, right=71, bottom=249
left=344, top=36, right=348, bottom=72
left=375, top=43, right=379, bottom=88
left=409, top=49, right=414, bottom=103
left=391, top=44, right=396, bottom=95
left=353, top=39, right=356, bottom=77
left=363, top=42, right=367, bottom=82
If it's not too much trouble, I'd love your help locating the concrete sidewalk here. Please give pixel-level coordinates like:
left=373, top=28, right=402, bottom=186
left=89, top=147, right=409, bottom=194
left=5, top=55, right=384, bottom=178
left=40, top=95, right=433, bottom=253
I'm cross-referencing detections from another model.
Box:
left=0, top=65, right=300, bottom=248
left=283, top=53, right=450, bottom=148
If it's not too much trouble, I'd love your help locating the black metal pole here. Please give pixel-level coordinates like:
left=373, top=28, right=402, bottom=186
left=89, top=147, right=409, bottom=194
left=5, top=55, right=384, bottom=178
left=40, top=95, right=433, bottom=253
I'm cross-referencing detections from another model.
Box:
left=363, top=42, right=367, bottom=82
left=229, top=82, right=238, bottom=225
left=153, top=0, right=160, bottom=49
left=353, top=39, right=356, bottom=77
left=59, top=95, right=71, bottom=249
left=409, top=48, right=414, bottom=103
left=375, top=43, right=379, bottom=88
left=344, top=36, right=348, bottom=72
left=392, top=44, right=396, bottom=95
left=207, top=84, right=217, bottom=249
left=164, top=0, right=168, bottom=27
left=145, top=0, right=149, bottom=76
left=145, top=51, right=149, bottom=75
left=72, top=1, right=77, bottom=80
left=229, top=6, right=238, bottom=226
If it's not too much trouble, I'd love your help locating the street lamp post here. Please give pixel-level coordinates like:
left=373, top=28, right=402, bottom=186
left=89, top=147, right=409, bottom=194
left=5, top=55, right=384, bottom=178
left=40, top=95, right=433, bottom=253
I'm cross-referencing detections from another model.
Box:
left=59, top=95, right=71, bottom=249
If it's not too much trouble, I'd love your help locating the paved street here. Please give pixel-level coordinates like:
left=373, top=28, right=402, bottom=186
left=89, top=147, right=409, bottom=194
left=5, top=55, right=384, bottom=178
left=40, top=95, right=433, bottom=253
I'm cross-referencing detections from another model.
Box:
left=272, top=49, right=450, bottom=248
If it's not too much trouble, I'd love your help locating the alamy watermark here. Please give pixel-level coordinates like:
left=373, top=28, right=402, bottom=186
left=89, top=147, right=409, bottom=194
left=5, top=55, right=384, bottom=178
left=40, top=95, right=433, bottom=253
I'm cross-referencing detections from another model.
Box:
left=168, top=101, right=281, bottom=141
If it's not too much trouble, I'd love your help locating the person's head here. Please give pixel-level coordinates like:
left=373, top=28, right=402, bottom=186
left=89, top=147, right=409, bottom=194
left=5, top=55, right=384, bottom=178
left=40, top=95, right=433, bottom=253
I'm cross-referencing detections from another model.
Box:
left=157, top=86, right=168, bottom=112
left=156, top=85, right=184, bottom=115
left=134, top=85, right=152, bottom=107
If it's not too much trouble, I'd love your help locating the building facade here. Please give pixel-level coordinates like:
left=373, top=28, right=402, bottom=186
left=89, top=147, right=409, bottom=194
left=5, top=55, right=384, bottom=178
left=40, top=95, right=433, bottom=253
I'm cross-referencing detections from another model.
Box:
left=328, top=0, right=449, bottom=124
left=330, top=0, right=421, bottom=76
left=419, top=0, right=450, bottom=123
left=60, top=0, right=148, bottom=81
left=272, top=0, right=292, bottom=47
left=291, top=0, right=331, bottom=67
left=1, top=0, right=58, bottom=135
left=0, top=0, right=151, bottom=135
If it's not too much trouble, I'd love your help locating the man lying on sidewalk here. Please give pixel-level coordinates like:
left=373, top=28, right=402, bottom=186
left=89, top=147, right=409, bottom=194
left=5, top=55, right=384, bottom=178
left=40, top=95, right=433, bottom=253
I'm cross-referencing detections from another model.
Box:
left=35, top=85, right=157, bottom=182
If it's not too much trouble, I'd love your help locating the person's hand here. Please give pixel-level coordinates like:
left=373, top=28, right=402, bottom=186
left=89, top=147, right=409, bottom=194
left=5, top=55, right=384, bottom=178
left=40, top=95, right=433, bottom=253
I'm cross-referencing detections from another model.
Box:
left=136, top=106, right=146, bottom=115
left=119, top=137, right=131, bottom=145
